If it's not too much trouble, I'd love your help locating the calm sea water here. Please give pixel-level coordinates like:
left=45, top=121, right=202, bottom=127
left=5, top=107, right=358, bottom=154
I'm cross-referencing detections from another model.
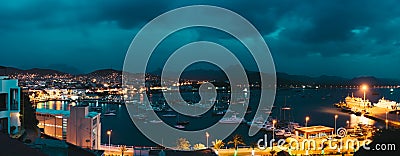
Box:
left=36, top=88, right=399, bottom=147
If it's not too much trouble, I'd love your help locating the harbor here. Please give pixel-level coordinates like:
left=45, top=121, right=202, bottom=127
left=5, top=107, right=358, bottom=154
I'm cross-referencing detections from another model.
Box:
left=32, top=87, right=400, bottom=155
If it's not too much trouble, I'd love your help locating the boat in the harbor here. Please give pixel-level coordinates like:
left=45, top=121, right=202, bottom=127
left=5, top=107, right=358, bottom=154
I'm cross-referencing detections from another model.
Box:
left=162, top=114, right=177, bottom=117
left=149, top=120, right=163, bottom=123
left=174, top=125, right=185, bottom=129
left=104, top=112, right=116, bottom=116
left=345, top=93, right=371, bottom=107
left=219, top=114, right=243, bottom=124
left=131, top=114, right=146, bottom=119
left=374, top=97, right=399, bottom=110
left=90, top=106, right=102, bottom=112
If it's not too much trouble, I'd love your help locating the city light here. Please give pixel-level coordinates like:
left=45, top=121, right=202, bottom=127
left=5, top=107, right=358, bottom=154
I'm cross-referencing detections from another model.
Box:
left=305, top=116, right=310, bottom=127
left=334, top=115, right=338, bottom=136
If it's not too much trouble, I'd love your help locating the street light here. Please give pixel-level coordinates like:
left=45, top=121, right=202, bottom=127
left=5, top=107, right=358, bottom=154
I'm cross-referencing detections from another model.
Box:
left=272, top=120, right=277, bottom=142
left=334, top=115, right=338, bottom=136
left=107, top=130, right=112, bottom=153
left=206, top=132, right=210, bottom=148
left=346, top=120, right=350, bottom=128
left=305, top=116, right=310, bottom=127
left=361, top=85, right=368, bottom=108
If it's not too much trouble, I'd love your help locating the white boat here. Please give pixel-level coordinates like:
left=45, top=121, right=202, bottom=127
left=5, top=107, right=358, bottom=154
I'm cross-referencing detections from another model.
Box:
left=219, top=114, right=243, bottom=124
left=174, top=125, right=185, bottom=129
left=162, top=114, right=177, bottom=117
left=131, top=114, right=146, bottom=120
left=104, top=112, right=116, bottom=116
left=374, top=97, right=399, bottom=110
left=149, top=120, right=163, bottom=123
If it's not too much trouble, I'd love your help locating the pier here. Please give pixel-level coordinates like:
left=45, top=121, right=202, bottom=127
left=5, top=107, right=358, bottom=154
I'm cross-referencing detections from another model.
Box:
left=340, top=102, right=400, bottom=128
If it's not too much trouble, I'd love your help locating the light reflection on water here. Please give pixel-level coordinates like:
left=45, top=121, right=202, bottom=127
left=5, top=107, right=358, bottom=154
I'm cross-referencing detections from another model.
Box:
left=350, top=114, right=375, bottom=127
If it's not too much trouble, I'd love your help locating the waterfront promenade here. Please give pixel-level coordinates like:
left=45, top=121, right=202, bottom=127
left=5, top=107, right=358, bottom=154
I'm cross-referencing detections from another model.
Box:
left=344, top=102, right=400, bottom=127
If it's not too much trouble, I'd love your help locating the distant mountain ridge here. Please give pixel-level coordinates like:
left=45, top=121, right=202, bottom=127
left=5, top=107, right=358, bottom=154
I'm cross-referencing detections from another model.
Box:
left=1, top=66, right=399, bottom=86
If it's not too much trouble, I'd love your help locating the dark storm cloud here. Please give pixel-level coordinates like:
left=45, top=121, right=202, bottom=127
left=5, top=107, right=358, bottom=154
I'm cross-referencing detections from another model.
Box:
left=0, top=0, right=400, bottom=78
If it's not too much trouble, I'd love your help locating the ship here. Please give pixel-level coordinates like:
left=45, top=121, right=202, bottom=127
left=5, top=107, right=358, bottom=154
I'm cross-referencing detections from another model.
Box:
left=345, top=93, right=371, bottom=108
left=374, top=97, right=399, bottom=110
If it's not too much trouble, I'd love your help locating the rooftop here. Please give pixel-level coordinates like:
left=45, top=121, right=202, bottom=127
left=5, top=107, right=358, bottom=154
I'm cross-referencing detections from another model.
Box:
left=36, top=108, right=100, bottom=118
left=295, top=125, right=334, bottom=133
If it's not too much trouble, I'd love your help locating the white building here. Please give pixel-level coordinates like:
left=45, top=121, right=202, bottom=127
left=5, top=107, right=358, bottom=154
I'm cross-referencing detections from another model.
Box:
left=36, top=106, right=101, bottom=149
left=0, top=76, right=21, bottom=134
left=67, top=106, right=101, bottom=149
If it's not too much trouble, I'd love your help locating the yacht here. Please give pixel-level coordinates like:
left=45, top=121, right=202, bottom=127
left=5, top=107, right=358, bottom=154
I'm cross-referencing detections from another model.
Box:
left=104, top=112, right=116, bottom=116
left=131, top=114, right=146, bottom=119
left=174, top=125, right=185, bottom=129
left=219, top=114, right=243, bottom=124
left=374, top=97, right=399, bottom=110
left=149, top=120, right=163, bottom=124
left=162, top=114, right=177, bottom=117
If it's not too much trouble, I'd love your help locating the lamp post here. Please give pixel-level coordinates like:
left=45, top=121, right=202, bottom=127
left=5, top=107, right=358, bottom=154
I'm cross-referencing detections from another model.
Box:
left=346, top=120, right=350, bottom=128
left=206, top=132, right=210, bottom=148
left=334, top=115, right=338, bottom=136
left=107, top=130, right=112, bottom=153
left=362, top=85, right=368, bottom=108
left=305, top=116, right=310, bottom=127
left=272, top=120, right=277, bottom=141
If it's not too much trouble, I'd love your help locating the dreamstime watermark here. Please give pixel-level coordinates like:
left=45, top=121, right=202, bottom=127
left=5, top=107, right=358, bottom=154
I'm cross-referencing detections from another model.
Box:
left=122, top=5, right=276, bottom=149
left=257, top=127, right=375, bottom=151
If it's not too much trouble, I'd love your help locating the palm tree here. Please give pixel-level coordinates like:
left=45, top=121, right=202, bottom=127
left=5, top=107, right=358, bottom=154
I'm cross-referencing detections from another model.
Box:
left=119, top=145, right=128, bottom=156
left=228, top=134, right=246, bottom=149
left=212, top=139, right=225, bottom=150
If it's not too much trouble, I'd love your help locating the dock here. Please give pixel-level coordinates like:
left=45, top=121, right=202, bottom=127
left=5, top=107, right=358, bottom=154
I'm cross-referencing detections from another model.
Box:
left=341, top=102, right=400, bottom=128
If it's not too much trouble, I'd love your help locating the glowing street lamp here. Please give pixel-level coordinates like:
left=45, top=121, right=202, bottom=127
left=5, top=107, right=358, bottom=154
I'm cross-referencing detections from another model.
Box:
left=346, top=120, right=350, bottom=128
left=361, top=85, right=368, bottom=108
left=386, top=112, right=389, bottom=129
left=206, top=132, right=210, bottom=148
left=107, top=130, right=112, bottom=152
left=334, top=115, right=338, bottom=136
left=272, top=120, right=277, bottom=142
left=305, top=116, right=310, bottom=127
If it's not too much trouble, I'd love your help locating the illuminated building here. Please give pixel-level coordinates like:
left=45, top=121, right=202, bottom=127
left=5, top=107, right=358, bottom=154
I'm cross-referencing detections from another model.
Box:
left=0, top=76, right=21, bottom=135
left=36, top=106, right=101, bottom=149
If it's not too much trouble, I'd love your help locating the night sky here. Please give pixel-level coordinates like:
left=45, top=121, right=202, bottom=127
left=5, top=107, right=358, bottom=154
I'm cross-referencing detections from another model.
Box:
left=1, top=0, right=400, bottom=79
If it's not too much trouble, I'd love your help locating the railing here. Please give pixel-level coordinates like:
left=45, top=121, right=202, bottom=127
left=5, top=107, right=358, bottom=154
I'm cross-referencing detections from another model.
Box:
left=100, top=144, right=162, bottom=151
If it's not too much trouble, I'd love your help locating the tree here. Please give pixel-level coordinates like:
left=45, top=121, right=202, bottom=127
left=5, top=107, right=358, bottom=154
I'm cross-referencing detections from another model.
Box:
left=176, top=138, right=191, bottom=150
left=119, top=145, right=128, bottom=156
left=228, top=134, right=245, bottom=149
left=193, top=143, right=206, bottom=150
left=212, top=139, right=225, bottom=150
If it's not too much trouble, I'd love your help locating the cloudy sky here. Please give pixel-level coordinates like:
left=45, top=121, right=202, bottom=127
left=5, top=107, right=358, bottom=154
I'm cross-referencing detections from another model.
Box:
left=1, top=0, right=400, bottom=78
